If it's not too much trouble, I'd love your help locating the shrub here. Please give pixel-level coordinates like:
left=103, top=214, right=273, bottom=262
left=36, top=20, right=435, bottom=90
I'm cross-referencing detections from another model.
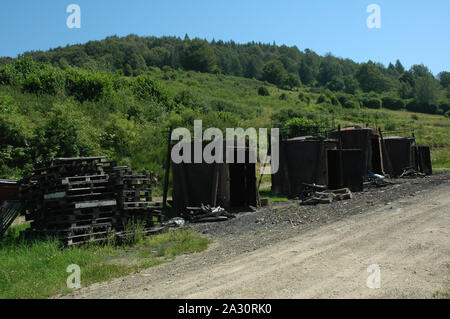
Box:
left=343, top=99, right=360, bottom=109
left=22, top=67, right=64, bottom=95
left=132, top=75, right=171, bottom=106
left=362, top=98, right=382, bottom=109
left=279, top=93, right=288, bottom=100
left=336, top=93, right=350, bottom=105
left=258, top=86, right=270, bottom=96
left=326, top=78, right=345, bottom=91
left=406, top=99, right=439, bottom=114
left=381, top=96, right=405, bottom=110
left=31, top=104, right=95, bottom=162
left=65, top=69, right=114, bottom=102
left=174, top=89, right=199, bottom=108
left=445, top=110, right=450, bottom=118
left=439, top=100, right=450, bottom=114
left=282, top=73, right=301, bottom=90
left=316, top=94, right=329, bottom=104
left=297, top=92, right=311, bottom=104
left=285, top=117, right=322, bottom=137
left=330, top=95, right=340, bottom=106
left=0, top=67, right=12, bottom=85
left=384, top=122, right=397, bottom=131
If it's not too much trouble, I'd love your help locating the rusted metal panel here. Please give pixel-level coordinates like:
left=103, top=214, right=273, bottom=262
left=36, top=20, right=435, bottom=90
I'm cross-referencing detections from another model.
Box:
left=414, top=146, right=432, bottom=175
left=327, top=127, right=385, bottom=175
left=271, top=136, right=338, bottom=196
left=171, top=141, right=258, bottom=215
left=327, top=149, right=364, bottom=192
left=384, top=137, right=416, bottom=177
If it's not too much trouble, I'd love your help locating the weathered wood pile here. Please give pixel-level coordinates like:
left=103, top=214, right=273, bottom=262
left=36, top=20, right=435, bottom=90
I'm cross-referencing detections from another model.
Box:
left=105, top=165, right=161, bottom=233
left=20, top=157, right=162, bottom=245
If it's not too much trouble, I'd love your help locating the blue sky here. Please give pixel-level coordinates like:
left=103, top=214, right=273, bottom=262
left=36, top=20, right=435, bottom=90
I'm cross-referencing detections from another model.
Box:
left=0, top=0, right=449, bottom=74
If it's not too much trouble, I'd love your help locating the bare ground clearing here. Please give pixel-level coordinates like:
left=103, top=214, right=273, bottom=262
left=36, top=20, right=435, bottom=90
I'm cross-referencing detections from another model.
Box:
left=60, top=173, right=450, bottom=299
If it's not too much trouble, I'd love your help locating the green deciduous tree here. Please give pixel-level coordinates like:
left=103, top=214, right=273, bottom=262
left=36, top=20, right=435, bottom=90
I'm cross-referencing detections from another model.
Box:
left=282, top=73, right=301, bottom=90
left=355, top=62, right=391, bottom=93
left=414, top=74, right=442, bottom=106
left=182, top=39, right=217, bottom=73
left=261, top=60, right=286, bottom=86
left=438, top=71, right=450, bottom=88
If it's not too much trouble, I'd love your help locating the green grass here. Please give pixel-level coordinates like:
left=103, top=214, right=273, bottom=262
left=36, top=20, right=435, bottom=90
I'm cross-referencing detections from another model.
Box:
left=431, top=147, right=450, bottom=169
left=259, top=188, right=289, bottom=203
left=433, top=289, right=450, bottom=299
left=0, top=224, right=210, bottom=299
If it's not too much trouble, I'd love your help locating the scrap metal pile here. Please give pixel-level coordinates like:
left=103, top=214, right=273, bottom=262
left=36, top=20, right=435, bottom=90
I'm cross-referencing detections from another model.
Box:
left=399, top=167, right=426, bottom=178
left=185, top=204, right=235, bottom=223
left=19, top=157, right=162, bottom=245
left=300, top=188, right=353, bottom=205
left=0, top=202, right=24, bottom=237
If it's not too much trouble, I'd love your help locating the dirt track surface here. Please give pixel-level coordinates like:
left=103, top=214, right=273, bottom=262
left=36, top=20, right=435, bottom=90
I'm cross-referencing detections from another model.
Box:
left=62, top=173, right=450, bottom=299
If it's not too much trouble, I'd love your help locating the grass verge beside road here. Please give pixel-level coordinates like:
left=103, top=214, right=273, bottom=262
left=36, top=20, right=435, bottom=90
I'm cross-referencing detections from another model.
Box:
left=0, top=224, right=210, bottom=299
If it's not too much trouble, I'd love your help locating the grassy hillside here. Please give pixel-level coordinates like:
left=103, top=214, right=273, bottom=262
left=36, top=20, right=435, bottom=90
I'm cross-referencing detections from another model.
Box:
left=0, top=58, right=449, bottom=184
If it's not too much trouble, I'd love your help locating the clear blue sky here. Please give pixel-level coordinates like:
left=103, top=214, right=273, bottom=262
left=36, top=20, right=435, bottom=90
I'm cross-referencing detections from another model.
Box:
left=1, top=0, right=449, bottom=74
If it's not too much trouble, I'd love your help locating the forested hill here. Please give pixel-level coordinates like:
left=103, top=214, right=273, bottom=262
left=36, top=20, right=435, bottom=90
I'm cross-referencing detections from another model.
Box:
left=3, top=34, right=449, bottom=115
left=0, top=34, right=449, bottom=180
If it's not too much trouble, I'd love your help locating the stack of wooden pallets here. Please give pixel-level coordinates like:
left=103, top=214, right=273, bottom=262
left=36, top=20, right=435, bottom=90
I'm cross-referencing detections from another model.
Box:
left=106, top=165, right=162, bottom=234
left=20, top=157, right=162, bottom=245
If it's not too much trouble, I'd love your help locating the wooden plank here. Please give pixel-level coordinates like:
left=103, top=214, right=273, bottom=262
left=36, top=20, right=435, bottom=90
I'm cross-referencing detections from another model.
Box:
left=75, top=200, right=117, bottom=209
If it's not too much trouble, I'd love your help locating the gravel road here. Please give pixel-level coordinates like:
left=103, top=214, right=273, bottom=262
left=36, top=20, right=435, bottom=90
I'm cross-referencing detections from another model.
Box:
left=61, top=172, right=450, bottom=299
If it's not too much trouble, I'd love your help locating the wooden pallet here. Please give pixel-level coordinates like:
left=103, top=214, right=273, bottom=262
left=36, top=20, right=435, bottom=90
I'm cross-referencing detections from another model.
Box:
left=20, top=157, right=161, bottom=245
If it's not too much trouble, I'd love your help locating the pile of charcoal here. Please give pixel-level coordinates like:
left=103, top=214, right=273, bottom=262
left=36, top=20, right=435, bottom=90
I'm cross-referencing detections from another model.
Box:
left=20, top=157, right=162, bottom=245
left=185, top=204, right=235, bottom=223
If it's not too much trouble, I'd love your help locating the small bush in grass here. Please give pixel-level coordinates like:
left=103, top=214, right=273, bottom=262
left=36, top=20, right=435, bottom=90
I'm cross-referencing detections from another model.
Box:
left=381, top=96, right=405, bottom=110
left=384, top=122, right=397, bottom=131
left=316, top=94, right=329, bottom=104
left=411, top=114, right=419, bottom=120
left=298, top=92, right=311, bottom=105
left=330, top=95, right=340, bottom=106
left=406, top=99, right=439, bottom=114
left=279, top=93, right=288, bottom=100
left=439, top=100, right=450, bottom=114
left=336, top=93, right=353, bottom=106
left=298, top=92, right=305, bottom=100
left=257, top=86, right=270, bottom=96
left=123, top=218, right=147, bottom=246
left=285, top=117, right=323, bottom=137
left=362, top=98, right=382, bottom=109
left=445, top=110, right=450, bottom=118
left=343, top=99, right=360, bottom=109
